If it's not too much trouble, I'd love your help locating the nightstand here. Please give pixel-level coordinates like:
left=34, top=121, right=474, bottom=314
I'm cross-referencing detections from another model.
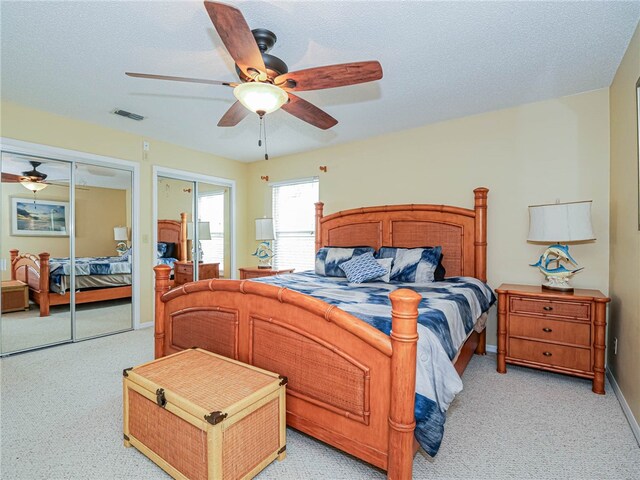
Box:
left=496, top=283, right=610, bottom=394
left=239, top=267, right=294, bottom=280
left=174, top=261, right=220, bottom=286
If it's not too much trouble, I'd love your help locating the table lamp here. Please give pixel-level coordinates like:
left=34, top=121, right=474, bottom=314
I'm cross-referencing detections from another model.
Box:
left=253, top=218, right=275, bottom=268
left=113, top=226, right=129, bottom=256
left=188, top=221, right=211, bottom=262
left=528, top=200, right=595, bottom=291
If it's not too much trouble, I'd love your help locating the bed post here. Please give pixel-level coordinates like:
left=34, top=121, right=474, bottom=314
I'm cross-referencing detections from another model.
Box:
left=315, top=202, right=324, bottom=252
left=473, top=187, right=489, bottom=355
left=154, top=264, right=171, bottom=359
left=9, top=249, right=18, bottom=280
left=38, top=253, right=51, bottom=317
left=387, top=288, right=421, bottom=480
left=179, top=212, right=188, bottom=262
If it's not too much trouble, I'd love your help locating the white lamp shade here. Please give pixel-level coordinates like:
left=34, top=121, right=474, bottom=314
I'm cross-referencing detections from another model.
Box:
left=188, top=222, right=211, bottom=240
left=198, top=221, right=212, bottom=241
left=528, top=201, right=595, bottom=243
left=233, top=82, right=288, bottom=114
left=255, top=218, right=275, bottom=241
left=20, top=180, right=48, bottom=192
left=113, top=226, right=129, bottom=241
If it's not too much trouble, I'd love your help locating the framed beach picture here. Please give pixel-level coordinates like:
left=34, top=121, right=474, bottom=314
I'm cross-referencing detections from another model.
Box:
left=11, top=197, right=69, bottom=236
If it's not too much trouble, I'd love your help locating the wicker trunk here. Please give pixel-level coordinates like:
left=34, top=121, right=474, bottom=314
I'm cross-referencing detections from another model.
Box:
left=123, top=348, right=287, bottom=480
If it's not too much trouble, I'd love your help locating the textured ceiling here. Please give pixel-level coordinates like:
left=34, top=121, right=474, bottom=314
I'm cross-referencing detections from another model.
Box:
left=1, top=1, right=639, bottom=162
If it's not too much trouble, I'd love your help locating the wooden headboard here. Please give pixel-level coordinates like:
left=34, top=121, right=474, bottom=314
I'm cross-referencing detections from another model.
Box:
left=315, top=187, right=488, bottom=281
left=158, top=212, right=188, bottom=262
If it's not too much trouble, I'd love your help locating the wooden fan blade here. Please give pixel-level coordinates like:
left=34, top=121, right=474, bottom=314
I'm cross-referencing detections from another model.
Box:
left=125, top=72, right=236, bottom=87
left=275, top=61, right=383, bottom=92
left=1, top=172, right=22, bottom=183
left=281, top=94, right=338, bottom=130
left=204, top=1, right=266, bottom=80
left=217, top=101, right=250, bottom=127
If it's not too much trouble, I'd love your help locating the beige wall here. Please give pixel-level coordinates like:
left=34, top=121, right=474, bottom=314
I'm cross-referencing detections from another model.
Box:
left=2, top=183, right=128, bottom=279
left=1, top=101, right=249, bottom=323
left=247, top=89, right=611, bottom=347
left=157, top=177, right=194, bottom=221
left=609, top=22, right=640, bottom=423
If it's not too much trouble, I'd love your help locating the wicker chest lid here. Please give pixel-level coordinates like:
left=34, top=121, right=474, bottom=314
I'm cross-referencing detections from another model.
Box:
left=2, top=280, right=27, bottom=292
left=127, top=349, right=284, bottom=420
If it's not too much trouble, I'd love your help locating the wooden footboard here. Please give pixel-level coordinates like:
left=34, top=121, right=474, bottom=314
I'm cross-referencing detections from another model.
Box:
left=154, top=265, right=422, bottom=478
left=10, top=249, right=50, bottom=316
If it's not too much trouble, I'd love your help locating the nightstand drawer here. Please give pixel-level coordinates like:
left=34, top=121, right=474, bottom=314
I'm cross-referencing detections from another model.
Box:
left=175, top=263, right=190, bottom=275
left=510, top=297, right=590, bottom=321
left=509, top=338, right=590, bottom=372
left=509, top=315, right=590, bottom=346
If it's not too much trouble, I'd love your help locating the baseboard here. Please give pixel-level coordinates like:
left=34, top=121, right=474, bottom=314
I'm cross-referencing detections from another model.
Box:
left=486, top=343, right=497, bottom=354
left=607, top=368, right=640, bottom=447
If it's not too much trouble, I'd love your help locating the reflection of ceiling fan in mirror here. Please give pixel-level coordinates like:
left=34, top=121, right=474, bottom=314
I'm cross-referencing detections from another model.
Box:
left=1, top=161, right=49, bottom=192
left=125, top=1, right=383, bottom=130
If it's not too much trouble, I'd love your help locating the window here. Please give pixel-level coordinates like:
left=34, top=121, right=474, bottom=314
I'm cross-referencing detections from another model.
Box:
left=198, top=192, right=225, bottom=274
left=272, top=178, right=319, bottom=271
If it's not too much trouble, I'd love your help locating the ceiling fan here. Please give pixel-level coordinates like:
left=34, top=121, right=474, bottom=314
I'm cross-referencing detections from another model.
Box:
left=125, top=1, right=383, bottom=130
left=1, top=161, right=49, bottom=191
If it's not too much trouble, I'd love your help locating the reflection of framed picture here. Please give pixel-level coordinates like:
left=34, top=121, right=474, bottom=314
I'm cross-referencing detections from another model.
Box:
left=11, top=197, right=69, bottom=236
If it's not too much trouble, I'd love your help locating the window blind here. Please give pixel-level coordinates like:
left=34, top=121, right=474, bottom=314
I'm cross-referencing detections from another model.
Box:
left=198, top=192, right=225, bottom=274
left=272, top=178, right=319, bottom=272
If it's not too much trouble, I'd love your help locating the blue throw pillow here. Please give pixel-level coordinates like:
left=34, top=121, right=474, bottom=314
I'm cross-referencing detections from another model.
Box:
left=339, top=252, right=387, bottom=284
left=157, top=242, right=168, bottom=259
left=315, top=246, right=375, bottom=277
left=376, top=246, right=442, bottom=282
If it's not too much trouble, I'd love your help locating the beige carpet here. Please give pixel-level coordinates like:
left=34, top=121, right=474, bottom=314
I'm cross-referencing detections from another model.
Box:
left=1, top=299, right=131, bottom=353
left=1, top=328, right=639, bottom=479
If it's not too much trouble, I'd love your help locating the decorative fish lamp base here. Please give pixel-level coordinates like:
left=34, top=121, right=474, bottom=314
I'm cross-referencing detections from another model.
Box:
left=530, top=244, right=584, bottom=292
left=115, top=242, right=128, bottom=256
left=252, top=241, right=274, bottom=269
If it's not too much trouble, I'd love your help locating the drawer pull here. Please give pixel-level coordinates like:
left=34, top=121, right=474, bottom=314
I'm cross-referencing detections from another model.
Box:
left=542, top=327, right=553, bottom=333
left=543, top=351, right=552, bottom=357
left=543, top=306, right=553, bottom=311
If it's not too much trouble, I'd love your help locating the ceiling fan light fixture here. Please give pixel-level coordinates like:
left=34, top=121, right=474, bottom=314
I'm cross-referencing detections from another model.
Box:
left=233, top=82, right=288, bottom=115
left=20, top=179, right=48, bottom=192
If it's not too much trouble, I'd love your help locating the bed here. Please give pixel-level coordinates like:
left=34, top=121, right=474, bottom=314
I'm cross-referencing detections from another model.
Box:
left=157, top=214, right=188, bottom=282
left=10, top=249, right=132, bottom=317
left=152, top=187, right=490, bottom=479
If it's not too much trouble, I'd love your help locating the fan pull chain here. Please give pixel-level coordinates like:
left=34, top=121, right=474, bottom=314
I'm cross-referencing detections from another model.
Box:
left=257, top=114, right=269, bottom=160
left=263, top=115, right=269, bottom=160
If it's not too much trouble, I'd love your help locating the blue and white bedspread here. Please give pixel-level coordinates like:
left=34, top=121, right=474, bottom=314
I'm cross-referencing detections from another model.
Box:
left=49, top=256, right=131, bottom=291
left=251, top=271, right=496, bottom=456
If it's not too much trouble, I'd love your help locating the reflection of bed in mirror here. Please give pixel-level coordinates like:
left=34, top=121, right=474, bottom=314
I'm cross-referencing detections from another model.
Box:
left=9, top=249, right=132, bottom=317
left=157, top=213, right=188, bottom=282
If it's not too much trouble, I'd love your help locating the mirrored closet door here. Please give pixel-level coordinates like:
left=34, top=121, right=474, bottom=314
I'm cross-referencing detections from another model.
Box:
left=74, top=162, right=133, bottom=340
left=0, top=151, right=135, bottom=355
left=156, top=172, right=233, bottom=288
left=0, top=153, right=72, bottom=353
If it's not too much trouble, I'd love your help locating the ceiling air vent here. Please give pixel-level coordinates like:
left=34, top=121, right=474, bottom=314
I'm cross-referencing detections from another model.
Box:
left=113, top=109, right=144, bottom=121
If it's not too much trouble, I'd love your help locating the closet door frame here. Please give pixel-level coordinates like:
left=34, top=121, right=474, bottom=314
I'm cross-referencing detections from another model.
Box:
left=0, top=138, right=141, bottom=329
left=152, top=167, right=237, bottom=309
